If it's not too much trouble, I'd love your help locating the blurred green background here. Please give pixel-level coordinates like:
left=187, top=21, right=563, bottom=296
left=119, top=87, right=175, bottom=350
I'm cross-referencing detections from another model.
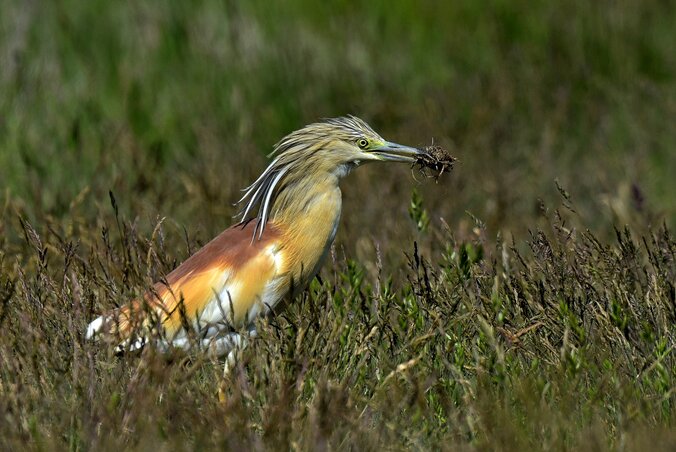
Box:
left=1, top=0, right=674, bottom=250
left=0, top=2, right=675, bottom=448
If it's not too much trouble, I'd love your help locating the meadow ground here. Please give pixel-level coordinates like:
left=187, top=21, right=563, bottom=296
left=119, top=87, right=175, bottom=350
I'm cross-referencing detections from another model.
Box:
left=0, top=1, right=674, bottom=450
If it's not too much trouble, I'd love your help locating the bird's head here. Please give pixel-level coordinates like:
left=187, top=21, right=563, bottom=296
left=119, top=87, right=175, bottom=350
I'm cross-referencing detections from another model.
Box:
left=272, top=116, right=423, bottom=174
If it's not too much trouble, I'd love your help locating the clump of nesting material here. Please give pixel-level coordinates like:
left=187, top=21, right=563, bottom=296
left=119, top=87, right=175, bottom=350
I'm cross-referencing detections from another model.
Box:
left=414, top=145, right=456, bottom=181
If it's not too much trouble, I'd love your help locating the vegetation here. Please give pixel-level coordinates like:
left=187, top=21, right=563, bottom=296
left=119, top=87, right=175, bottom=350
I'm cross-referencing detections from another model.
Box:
left=0, top=0, right=674, bottom=449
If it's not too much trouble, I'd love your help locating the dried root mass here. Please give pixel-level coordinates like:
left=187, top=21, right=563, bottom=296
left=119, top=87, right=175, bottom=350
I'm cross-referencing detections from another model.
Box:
left=414, top=145, right=456, bottom=180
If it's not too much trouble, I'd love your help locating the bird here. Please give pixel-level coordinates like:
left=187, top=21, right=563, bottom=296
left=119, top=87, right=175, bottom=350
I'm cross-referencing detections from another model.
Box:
left=86, top=116, right=424, bottom=371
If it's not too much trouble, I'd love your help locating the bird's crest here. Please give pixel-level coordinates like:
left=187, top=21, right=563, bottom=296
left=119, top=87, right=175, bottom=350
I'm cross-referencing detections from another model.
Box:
left=235, top=116, right=382, bottom=239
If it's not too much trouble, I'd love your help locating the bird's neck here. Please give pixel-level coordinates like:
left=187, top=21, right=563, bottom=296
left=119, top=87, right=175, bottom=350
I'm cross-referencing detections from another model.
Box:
left=270, top=171, right=343, bottom=285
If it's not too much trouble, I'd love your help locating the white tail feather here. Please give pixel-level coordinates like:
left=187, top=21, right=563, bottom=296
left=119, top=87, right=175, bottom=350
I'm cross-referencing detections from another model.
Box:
left=85, top=316, right=104, bottom=340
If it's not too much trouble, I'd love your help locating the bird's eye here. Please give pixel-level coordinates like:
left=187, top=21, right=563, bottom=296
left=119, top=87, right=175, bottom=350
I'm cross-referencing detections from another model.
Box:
left=357, top=139, right=368, bottom=149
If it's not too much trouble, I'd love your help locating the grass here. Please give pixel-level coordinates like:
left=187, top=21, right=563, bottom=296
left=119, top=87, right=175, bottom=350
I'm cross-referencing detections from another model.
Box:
left=0, top=0, right=674, bottom=450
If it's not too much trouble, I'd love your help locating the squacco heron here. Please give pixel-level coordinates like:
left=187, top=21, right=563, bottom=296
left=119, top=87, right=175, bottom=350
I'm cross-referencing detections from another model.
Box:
left=86, top=116, right=424, bottom=368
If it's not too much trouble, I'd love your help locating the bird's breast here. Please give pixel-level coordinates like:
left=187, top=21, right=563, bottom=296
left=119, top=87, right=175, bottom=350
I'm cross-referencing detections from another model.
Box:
left=275, top=186, right=342, bottom=290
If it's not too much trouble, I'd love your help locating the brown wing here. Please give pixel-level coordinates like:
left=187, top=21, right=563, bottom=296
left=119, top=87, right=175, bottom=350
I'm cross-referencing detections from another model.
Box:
left=86, top=221, right=284, bottom=344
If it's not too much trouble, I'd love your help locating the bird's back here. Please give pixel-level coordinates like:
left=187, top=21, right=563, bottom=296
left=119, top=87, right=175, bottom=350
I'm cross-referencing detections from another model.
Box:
left=86, top=221, right=287, bottom=352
